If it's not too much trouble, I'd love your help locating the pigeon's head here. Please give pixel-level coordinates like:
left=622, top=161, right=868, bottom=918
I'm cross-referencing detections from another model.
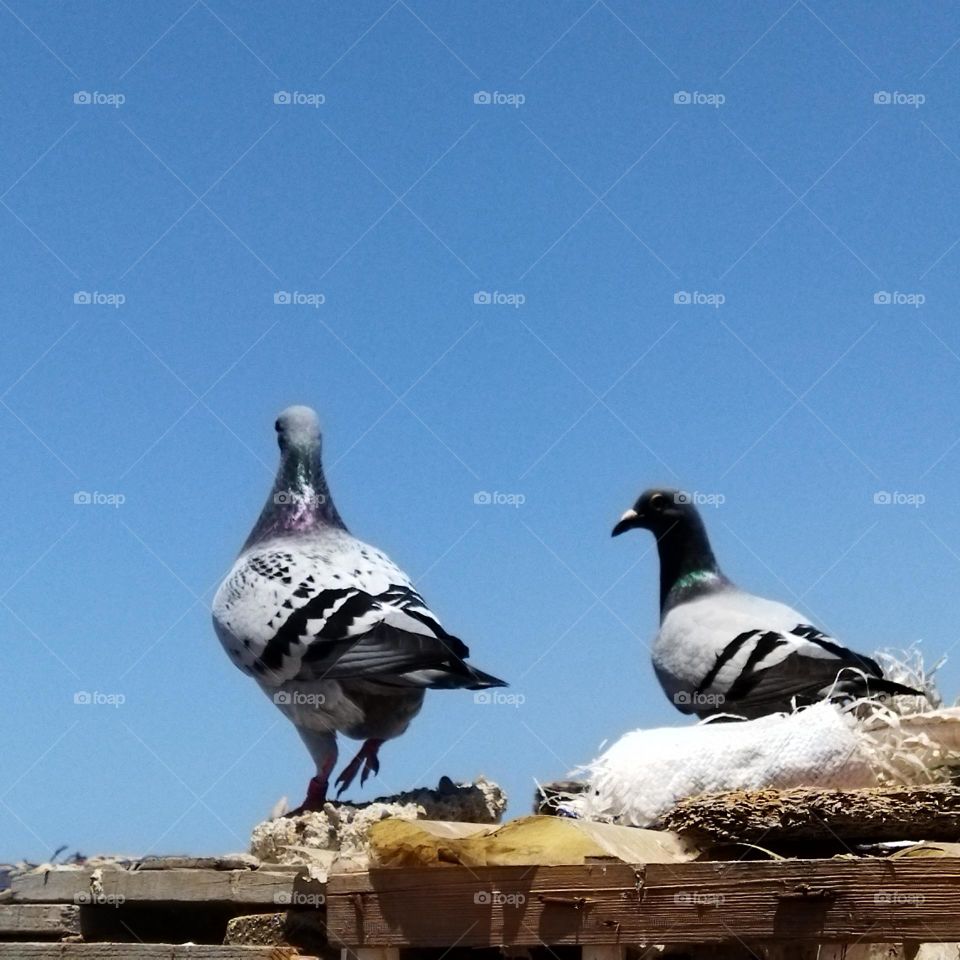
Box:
left=275, top=405, right=321, bottom=451
left=611, top=488, right=698, bottom=537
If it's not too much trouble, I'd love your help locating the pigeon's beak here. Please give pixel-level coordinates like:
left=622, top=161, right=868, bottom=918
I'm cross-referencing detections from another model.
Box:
left=611, top=508, right=641, bottom=537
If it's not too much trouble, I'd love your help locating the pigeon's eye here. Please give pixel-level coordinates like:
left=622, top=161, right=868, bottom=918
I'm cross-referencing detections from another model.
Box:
left=648, top=494, right=665, bottom=511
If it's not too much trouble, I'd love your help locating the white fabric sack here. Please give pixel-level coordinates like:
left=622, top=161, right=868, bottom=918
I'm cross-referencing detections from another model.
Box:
left=571, top=701, right=879, bottom=826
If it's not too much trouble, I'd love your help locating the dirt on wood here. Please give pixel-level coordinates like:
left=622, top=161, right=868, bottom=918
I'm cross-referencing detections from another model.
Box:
left=661, top=783, right=960, bottom=844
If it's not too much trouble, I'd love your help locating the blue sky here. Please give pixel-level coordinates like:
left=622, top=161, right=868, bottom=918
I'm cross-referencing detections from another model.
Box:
left=4, top=0, right=960, bottom=860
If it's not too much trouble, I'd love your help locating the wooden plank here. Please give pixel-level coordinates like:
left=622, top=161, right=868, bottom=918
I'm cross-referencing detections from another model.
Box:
left=0, top=903, right=79, bottom=936
left=133, top=857, right=263, bottom=872
left=10, top=869, right=324, bottom=907
left=0, top=947, right=312, bottom=958
left=325, top=858, right=960, bottom=947
left=327, top=862, right=639, bottom=947
left=662, top=786, right=960, bottom=843
left=582, top=947, right=626, bottom=960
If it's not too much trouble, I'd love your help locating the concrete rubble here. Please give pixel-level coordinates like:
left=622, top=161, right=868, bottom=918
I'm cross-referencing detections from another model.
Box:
left=250, top=776, right=507, bottom=867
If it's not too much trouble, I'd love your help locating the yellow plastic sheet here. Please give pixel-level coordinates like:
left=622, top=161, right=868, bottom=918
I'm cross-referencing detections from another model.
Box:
left=368, top=814, right=698, bottom=868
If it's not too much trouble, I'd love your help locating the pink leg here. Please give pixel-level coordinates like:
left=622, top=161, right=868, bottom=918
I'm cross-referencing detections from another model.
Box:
left=285, top=754, right=336, bottom=817
left=335, top=739, right=384, bottom=798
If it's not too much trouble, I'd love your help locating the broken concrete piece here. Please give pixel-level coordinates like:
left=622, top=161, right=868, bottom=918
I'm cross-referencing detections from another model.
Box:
left=250, top=776, right=506, bottom=866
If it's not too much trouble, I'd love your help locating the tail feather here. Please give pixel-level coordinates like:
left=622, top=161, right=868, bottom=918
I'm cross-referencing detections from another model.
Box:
left=834, top=673, right=924, bottom=701
left=415, top=661, right=507, bottom=690
left=376, top=662, right=507, bottom=690
left=458, top=664, right=508, bottom=690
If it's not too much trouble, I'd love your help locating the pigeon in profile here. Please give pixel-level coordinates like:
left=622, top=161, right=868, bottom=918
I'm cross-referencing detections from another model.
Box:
left=611, top=488, right=922, bottom=719
left=213, top=406, right=506, bottom=812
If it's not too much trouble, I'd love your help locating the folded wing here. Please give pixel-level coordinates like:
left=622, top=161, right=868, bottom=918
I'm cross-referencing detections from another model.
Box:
left=213, top=542, right=504, bottom=690
left=661, top=591, right=914, bottom=716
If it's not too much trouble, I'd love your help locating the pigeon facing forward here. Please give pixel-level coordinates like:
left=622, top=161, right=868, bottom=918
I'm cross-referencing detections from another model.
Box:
left=611, top=488, right=922, bottom=719
left=213, top=406, right=506, bottom=812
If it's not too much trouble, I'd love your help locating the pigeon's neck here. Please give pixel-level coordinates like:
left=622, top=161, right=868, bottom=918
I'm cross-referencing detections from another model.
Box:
left=243, top=444, right=345, bottom=549
left=655, top=517, right=725, bottom=614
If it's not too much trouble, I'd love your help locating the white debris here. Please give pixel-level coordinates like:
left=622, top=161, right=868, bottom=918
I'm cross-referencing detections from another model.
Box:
left=250, top=777, right=506, bottom=867
left=569, top=705, right=960, bottom=828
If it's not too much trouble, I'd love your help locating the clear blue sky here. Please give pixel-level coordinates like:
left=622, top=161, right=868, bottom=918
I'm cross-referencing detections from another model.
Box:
left=4, top=1, right=960, bottom=860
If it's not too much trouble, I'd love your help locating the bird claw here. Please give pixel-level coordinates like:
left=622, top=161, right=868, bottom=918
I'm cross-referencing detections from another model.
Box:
left=334, top=757, right=362, bottom=798
left=360, top=752, right=380, bottom=786
left=335, top=739, right=383, bottom=797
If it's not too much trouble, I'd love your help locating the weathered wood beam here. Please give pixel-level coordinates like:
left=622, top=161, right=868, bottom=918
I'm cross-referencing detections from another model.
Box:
left=661, top=786, right=960, bottom=844
left=325, top=858, right=960, bottom=947
left=0, top=946, right=313, bottom=958
left=0, top=903, right=79, bottom=937
left=9, top=868, right=323, bottom=908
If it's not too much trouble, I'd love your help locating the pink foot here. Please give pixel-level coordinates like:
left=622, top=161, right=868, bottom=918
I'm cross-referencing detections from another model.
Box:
left=335, top=739, right=383, bottom=798
left=283, top=775, right=329, bottom=817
